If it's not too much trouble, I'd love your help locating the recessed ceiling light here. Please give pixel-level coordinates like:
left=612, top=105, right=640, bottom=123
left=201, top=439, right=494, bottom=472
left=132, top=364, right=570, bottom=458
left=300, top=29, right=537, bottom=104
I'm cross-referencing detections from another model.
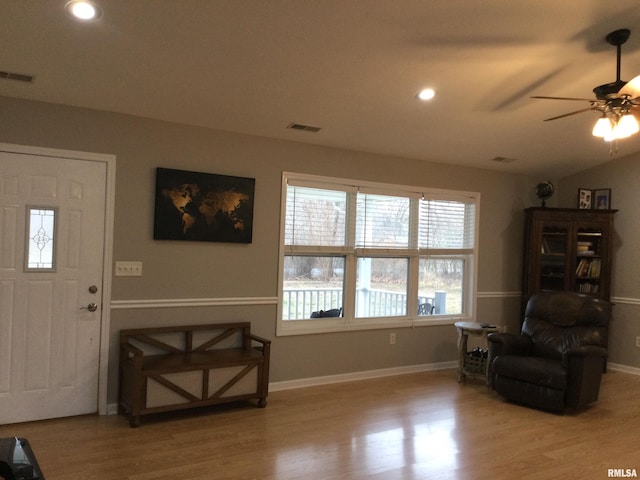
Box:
left=417, top=88, right=435, bottom=101
left=65, top=1, right=102, bottom=21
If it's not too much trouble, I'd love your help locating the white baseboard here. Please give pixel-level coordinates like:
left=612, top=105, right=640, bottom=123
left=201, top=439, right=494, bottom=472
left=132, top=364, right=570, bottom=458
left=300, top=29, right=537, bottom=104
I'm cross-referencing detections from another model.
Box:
left=268, top=361, right=457, bottom=392
left=608, top=362, right=640, bottom=376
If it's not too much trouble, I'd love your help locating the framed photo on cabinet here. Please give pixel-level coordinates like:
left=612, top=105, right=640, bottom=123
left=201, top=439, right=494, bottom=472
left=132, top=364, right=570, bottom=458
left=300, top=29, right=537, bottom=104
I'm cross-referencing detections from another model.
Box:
left=593, top=189, right=611, bottom=209
left=578, top=188, right=592, bottom=209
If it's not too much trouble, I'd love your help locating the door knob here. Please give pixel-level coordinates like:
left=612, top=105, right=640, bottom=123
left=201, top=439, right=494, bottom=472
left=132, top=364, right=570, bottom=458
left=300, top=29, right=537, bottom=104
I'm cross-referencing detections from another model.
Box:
left=81, top=302, right=98, bottom=312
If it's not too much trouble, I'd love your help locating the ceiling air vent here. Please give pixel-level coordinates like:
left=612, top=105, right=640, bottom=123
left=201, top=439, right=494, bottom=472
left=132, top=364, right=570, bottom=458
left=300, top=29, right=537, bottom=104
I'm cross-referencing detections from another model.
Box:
left=0, top=71, right=35, bottom=83
left=287, top=122, right=321, bottom=133
left=491, top=156, right=517, bottom=164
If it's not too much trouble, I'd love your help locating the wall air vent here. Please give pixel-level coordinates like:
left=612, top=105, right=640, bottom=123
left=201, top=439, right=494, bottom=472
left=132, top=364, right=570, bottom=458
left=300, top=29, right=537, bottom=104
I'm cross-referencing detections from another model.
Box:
left=0, top=71, right=35, bottom=83
left=287, top=122, right=322, bottom=133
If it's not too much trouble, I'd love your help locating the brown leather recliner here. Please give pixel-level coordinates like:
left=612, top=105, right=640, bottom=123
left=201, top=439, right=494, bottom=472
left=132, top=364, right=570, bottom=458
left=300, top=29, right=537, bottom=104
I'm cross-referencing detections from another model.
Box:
left=487, top=291, right=611, bottom=412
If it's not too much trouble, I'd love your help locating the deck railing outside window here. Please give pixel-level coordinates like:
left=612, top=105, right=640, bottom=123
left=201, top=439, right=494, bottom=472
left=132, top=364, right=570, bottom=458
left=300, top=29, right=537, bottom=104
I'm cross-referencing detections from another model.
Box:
left=282, top=288, right=446, bottom=320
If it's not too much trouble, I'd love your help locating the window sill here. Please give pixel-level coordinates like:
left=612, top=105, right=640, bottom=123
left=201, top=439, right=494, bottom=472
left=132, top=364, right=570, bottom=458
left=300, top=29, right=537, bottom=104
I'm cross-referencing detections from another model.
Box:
left=276, top=315, right=468, bottom=336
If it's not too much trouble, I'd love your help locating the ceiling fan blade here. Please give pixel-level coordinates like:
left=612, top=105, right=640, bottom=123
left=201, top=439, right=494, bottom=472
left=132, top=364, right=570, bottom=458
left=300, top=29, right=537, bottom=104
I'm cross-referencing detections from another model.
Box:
left=543, top=107, right=594, bottom=122
left=531, top=95, right=596, bottom=102
left=618, top=74, right=640, bottom=100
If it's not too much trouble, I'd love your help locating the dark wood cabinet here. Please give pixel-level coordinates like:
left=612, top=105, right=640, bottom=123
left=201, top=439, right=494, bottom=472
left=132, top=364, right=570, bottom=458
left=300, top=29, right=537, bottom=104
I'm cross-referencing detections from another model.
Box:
left=523, top=208, right=617, bottom=303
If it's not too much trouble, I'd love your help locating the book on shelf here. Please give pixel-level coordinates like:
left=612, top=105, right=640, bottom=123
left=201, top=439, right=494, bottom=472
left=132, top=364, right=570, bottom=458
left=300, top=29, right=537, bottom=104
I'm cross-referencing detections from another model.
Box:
left=590, top=258, right=601, bottom=278
left=578, top=283, right=600, bottom=293
left=575, top=258, right=601, bottom=278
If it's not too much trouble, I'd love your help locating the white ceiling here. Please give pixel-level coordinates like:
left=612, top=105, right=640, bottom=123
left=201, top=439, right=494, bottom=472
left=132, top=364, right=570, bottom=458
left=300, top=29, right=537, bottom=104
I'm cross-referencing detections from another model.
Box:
left=4, top=1, right=640, bottom=177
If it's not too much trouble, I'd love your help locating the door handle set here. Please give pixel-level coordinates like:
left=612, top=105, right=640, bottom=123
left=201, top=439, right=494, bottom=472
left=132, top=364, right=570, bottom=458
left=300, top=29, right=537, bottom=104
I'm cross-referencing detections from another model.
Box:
left=80, top=302, right=98, bottom=312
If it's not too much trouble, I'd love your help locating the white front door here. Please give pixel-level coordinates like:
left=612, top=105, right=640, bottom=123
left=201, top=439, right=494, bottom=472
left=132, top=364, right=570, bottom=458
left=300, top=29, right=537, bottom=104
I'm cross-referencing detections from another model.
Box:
left=0, top=149, right=108, bottom=424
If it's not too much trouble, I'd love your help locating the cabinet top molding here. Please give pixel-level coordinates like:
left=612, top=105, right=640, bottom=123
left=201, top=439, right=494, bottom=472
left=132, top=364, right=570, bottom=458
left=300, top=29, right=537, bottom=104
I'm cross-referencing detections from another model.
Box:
left=525, top=207, right=618, bottom=213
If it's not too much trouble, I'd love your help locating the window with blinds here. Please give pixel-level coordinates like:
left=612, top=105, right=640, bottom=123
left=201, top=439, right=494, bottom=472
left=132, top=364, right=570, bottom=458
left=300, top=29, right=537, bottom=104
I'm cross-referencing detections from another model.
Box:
left=284, top=186, right=347, bottom=248
left=419, top=198, right=476, bottom=251
left=278, top=173, right=479, bottom=335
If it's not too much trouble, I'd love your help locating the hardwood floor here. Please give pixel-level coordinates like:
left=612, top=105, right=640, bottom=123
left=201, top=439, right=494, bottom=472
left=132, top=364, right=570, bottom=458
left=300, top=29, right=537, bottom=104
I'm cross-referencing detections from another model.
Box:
left=1, top=369, right=638, bottom=480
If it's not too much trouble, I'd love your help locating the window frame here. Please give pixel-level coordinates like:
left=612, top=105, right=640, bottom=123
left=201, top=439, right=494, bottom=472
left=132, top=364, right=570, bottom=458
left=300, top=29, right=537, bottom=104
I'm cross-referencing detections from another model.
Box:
left=277, top=172, right=480, bottom=336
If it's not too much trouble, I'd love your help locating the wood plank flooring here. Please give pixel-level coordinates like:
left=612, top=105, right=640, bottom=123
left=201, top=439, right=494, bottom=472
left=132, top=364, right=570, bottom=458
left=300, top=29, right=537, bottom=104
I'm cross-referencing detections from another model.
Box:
left=0, top=369, right=638, bottom=480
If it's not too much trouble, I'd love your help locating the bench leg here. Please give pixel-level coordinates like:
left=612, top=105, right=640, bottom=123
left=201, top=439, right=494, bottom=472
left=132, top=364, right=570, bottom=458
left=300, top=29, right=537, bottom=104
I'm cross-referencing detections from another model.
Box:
left=258, top=398, right=267, bottom=408
left=129, top=415, right=141, bottom=428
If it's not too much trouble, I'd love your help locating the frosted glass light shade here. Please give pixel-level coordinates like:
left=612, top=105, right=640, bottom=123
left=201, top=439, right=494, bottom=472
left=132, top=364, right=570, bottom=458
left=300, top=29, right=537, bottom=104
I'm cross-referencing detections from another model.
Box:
left=614, top=114, right=639, bottom=139
left=592, top=117, right=614, bottom=138
left=592, top=114, right=639, bottom=141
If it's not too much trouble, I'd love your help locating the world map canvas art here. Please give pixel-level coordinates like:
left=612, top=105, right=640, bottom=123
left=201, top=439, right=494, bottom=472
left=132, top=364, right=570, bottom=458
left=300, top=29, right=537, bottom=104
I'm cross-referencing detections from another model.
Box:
left=153, top=167, right=255, bottom=243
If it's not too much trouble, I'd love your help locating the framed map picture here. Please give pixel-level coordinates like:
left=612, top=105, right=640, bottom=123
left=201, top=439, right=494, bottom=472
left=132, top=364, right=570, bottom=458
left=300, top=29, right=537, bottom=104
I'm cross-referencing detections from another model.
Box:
left=154, top=167, right=255, bottom=243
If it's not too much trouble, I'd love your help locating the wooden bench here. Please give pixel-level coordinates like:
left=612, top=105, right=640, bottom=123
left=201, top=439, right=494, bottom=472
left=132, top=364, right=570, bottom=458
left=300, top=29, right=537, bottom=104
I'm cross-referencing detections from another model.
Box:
left=118, top=322, right=270, bottom=427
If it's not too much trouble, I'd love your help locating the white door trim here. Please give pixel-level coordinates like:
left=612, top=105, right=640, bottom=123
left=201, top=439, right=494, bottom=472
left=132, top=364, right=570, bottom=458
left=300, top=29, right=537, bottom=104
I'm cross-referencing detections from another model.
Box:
left=0, top=142, right=116, bottom=415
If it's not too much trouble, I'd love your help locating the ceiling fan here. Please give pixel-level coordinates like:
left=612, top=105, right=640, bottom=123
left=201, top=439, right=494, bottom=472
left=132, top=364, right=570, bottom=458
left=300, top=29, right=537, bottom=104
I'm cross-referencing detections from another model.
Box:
left=532, top=28, right=640, bottom=142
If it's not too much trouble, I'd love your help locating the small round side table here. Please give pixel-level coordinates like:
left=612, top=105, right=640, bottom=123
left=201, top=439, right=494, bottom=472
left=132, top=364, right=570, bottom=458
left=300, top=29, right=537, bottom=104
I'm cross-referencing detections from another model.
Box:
left=454, top=321, right=500, bottom=383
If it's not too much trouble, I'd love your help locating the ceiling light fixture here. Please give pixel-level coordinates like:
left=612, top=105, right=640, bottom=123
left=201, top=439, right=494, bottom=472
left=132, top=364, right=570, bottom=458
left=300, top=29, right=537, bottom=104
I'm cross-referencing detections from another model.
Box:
left=533, top=29, right=640, bottom=149
left=591, top=109, right=639, bottom=142
left=65, top=0, right=102, bottom=20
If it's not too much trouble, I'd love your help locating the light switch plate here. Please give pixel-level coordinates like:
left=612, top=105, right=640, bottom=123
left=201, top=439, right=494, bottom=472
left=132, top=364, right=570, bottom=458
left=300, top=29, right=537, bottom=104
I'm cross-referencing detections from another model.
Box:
left=115, top=261, right=143, bottom=276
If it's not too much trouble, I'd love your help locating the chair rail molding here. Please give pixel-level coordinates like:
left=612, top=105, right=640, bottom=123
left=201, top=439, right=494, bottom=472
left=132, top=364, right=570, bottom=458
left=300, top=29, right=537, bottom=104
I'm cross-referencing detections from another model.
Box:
left=610, top=296, right=640, bottom=306
left=477, top=291, right=521, bottom=298
left=111, top=296, right=278, bottom=309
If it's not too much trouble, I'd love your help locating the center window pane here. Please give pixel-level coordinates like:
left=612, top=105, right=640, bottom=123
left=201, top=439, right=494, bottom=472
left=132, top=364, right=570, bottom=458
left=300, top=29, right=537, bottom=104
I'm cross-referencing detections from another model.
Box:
left=356, top=194, right=409, bottom=248
left=356, top=257, right=408, bottom=318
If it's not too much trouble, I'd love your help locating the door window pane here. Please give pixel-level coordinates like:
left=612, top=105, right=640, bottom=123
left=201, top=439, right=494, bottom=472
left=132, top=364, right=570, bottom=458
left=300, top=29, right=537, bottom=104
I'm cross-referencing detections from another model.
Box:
left=26, top=207, right=57, bottom=271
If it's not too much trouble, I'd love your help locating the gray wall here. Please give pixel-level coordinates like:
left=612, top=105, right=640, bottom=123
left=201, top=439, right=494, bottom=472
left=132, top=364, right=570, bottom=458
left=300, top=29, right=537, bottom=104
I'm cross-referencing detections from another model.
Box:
left=8, top=95, right=634, bottom=409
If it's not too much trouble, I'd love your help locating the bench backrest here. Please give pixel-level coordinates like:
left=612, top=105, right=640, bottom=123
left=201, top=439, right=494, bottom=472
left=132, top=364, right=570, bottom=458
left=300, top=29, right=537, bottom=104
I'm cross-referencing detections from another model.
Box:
left=120, top=322, right=252, bottom=355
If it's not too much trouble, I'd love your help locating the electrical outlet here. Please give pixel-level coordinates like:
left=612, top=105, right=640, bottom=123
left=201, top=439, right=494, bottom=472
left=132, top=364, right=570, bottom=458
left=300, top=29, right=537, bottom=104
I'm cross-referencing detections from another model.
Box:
left=636, top=336, right=640, bottom=348
left=389, top=333, right=396, bottom=345
left=115, top=261, right=143, bottom=276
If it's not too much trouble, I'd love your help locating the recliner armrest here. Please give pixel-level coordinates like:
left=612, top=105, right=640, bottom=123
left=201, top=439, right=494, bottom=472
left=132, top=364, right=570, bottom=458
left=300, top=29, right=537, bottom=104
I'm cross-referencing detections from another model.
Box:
left=564, top=345, right=608, bottom=359
left=563, top=345, right=608, bottom=409
left=487, top=332, right=532, bottom=356
left=486, top=333, right=533, bottom=388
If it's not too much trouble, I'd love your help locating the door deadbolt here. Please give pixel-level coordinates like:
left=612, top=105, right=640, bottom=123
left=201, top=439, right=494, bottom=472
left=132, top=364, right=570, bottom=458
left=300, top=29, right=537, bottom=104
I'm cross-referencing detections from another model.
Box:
left=88, top=285, right=98, bottom=294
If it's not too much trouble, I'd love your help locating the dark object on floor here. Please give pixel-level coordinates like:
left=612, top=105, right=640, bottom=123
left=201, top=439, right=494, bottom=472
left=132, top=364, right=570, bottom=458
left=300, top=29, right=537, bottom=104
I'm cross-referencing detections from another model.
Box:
left=488, top=291, right=610, bottom=412
left=0, top=437, right=45, bottom=479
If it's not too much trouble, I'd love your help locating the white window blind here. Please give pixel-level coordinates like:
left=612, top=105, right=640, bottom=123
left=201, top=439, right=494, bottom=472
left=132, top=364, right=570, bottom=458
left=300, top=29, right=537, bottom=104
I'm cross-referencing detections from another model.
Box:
left=285, top=185, right=347, bottom=247
left=418, top=198, right=475, bottom=250
left=355, top=193, right=410, bottom=248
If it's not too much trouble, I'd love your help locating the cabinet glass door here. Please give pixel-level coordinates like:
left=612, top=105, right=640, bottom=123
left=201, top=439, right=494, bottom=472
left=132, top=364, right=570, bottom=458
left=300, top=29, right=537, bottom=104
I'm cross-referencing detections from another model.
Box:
left=540, top=226, right=568, bottom=291
left=575, top=229, right=603, bottom=294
